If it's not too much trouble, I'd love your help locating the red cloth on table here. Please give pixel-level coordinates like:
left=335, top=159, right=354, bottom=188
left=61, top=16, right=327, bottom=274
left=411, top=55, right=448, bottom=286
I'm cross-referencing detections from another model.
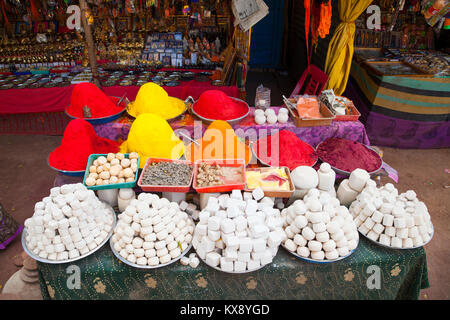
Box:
left=0, top=83, right=240, bottom=114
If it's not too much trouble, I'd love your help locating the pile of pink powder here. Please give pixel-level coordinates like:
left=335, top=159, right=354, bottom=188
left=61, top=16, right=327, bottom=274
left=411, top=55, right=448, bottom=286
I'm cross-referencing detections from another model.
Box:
left=316, top=138, right=382, bottom=173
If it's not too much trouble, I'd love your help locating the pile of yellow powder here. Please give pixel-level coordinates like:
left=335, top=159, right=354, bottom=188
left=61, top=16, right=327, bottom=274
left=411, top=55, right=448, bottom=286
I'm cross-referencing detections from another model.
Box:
left=127, top=82, right=185, bottom=119
left=120, top=113, right=185, bottom=168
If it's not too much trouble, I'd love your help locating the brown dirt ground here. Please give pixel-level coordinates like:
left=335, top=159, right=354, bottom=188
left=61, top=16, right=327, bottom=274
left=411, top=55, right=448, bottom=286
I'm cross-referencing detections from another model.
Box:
left=0, top=135, right=448, bottom=299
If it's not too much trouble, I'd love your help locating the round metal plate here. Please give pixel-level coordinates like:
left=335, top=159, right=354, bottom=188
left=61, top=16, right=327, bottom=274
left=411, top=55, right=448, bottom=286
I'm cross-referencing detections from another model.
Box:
left=316, top=141, right=383, bottom=176
left=109, top=218, right=194, bottom=269
left=281, top=243, right=357, bottom=264
left=360, top=224, right=434, bottom=250
left=22, top=205, right=116, bottom=264
left=47, top=157, right=85, bottom=176
left=191, top=97, right=250, bottom=125
left=127, top=97, right=187, bottom=122
left=165, top=81, right=180, bottom=87
left=64, top=96, right=127, bottom=125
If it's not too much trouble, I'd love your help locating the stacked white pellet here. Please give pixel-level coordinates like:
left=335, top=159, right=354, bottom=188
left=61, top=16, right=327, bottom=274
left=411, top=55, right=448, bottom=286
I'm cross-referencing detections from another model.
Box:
left=349, top=183, right=433, bottom=249
left=337, top=169, right=371, bottom=206
left=192, top=188, right=285, bottom=272
left=111, top=193, right=194, bottom=266
left=281, top=188, right=359, bottom=260
left=254, top=108, right=289, bottom=125
left=180, top=253, right=200, bottom=268
left=24, top=183, right=114, bottom=261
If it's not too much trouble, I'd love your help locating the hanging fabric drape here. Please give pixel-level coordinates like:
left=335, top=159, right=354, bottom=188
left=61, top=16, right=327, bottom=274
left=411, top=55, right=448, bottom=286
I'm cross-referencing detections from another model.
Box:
left=324, top=0, right=373, bottom=95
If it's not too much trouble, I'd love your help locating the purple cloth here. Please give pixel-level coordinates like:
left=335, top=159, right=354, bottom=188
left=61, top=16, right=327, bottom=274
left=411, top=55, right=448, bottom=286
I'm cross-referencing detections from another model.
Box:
left=0, top=220, right=23, bottom=250
left=345, top=79, right=450, bottom=149
left=93, top=108, right=370, bottom=148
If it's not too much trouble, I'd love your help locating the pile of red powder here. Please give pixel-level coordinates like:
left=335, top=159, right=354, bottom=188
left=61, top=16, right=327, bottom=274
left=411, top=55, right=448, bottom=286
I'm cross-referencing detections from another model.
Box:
left=66, top=82, right=124, bottom=118
left=193, top=90, right=248, bottom=120
left=316, top=138, right=382, bottom=172
left=254, top=130, right=317, bottom=170
left=48, top=119, right=119, bottom=171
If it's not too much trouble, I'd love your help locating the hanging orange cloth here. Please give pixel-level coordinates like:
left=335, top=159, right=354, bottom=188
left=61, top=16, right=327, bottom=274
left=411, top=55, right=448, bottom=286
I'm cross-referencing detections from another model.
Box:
left=305, top=0, right=311, bottom=64
left=311, top=0, right=332, bottom=50
left=318, top=0, right=332, bottom=39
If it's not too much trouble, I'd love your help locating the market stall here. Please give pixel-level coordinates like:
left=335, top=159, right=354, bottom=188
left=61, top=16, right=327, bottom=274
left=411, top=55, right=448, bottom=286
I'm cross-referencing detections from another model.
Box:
left=13, top=80, right=432, bottom=301
left=37, top=238, right=428, bottom=300
left=345, top=60, right=450, bottom=149
left=344, top=0, right=450, bottom=149
left=3, top=0, right=435, bottom=302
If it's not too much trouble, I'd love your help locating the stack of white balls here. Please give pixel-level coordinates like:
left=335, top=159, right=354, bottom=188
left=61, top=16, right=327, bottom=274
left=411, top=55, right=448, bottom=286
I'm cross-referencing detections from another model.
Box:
left=349, top=183, right=434, bottom=249
left=192, top=188, right=285, bottom=272
left=254, top=108, right=289, bottom=125
left=111, top=193, right=194, bottom=266
left=24, top=183, right=114, bottom=261
left=281, top=188, right=359, bottom=260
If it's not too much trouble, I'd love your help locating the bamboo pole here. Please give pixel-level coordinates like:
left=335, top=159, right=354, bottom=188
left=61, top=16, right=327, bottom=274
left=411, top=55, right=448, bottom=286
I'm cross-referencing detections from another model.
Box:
left=79, top=0, right=101, bottom=89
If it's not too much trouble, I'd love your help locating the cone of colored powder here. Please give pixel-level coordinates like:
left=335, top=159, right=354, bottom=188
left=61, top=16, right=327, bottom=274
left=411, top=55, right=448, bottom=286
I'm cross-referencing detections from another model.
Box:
left=193, top=90, right=248, bottom=121
left=66, top=82, right=124, bottom=118
left=127, top=82, right=186, bottom=119
left=254, top=130, right=317, bottom=170
left=316, top=138, right=382, bottom=173
left=48, top=119, right=119, bottom=171
left=184, top=120, right=252, bottom=165
left=120, top=113, right=185, bottom=168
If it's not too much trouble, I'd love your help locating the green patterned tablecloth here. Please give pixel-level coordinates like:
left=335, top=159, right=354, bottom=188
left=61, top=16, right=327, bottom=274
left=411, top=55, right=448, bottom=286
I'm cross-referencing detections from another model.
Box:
left=37, top=236, right=429, bottom=300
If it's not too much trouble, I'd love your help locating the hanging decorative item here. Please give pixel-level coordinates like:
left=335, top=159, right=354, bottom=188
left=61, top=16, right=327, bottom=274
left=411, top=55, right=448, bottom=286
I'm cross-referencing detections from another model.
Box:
left=85, top=7, right=94, bottom=25
left=310, top=0, right=332, bottom=51
left=305, top=0, right=311, bottom=64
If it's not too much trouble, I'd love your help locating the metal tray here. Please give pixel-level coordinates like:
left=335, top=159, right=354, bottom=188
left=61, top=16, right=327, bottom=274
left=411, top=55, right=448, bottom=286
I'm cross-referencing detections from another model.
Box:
left=47, top=157, right=85, bottom=177
left=359, top=224, right=434, bottom=250
left=316, top=141, right=382, bottom=176
left=281, top=242, right=358, bottom=264
left=109, top=220, right=194, bottom=269
left=190, top=96, right=250, bottom=125
left=22, top=205, right=116, bottom=264
left=65, top=96, right=127, bottom=125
